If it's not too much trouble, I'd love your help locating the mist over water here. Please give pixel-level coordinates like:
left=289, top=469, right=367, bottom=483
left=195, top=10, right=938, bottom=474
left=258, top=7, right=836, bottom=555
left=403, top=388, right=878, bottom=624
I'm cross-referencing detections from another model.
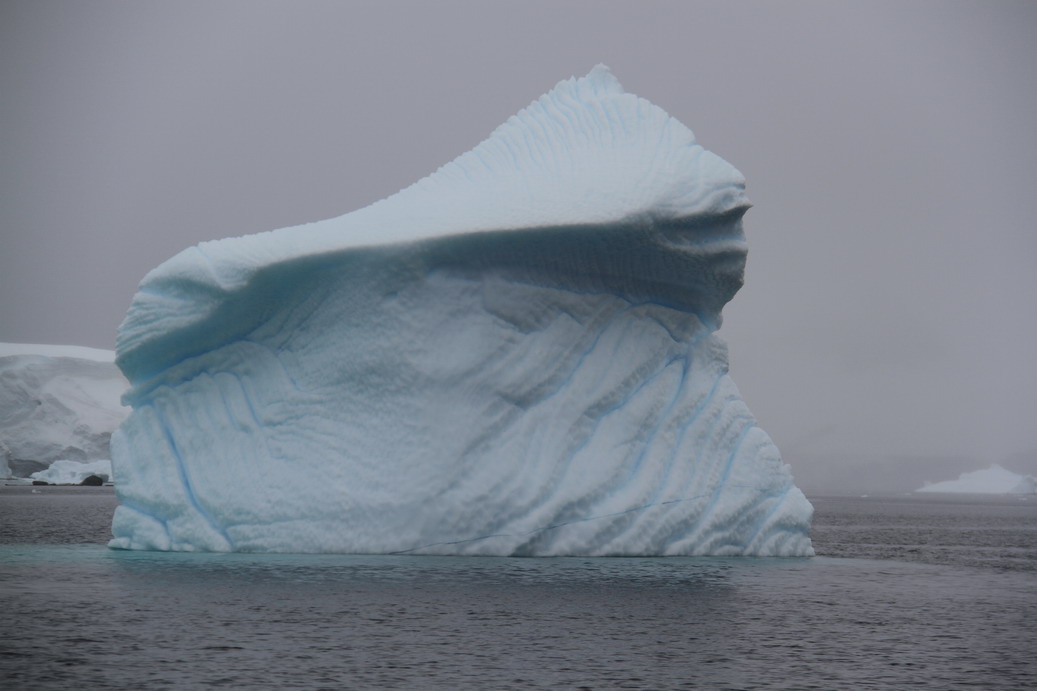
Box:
left=2, top=487, right=1034, bottom=689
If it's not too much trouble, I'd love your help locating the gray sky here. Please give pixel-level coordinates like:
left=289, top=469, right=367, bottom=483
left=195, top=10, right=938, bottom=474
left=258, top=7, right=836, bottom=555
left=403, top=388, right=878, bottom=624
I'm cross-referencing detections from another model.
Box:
left=2, top=1, right=1035, bottom=492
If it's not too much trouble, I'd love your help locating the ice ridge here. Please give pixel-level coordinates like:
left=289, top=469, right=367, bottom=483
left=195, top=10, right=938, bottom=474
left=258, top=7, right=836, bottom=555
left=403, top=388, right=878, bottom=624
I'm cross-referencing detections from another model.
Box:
left=109, top=66, right=813, bottom=556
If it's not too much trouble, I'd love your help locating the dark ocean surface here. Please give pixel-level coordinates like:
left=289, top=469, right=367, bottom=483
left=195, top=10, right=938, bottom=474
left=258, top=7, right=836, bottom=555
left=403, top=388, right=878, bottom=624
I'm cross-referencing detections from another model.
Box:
left=1, top=486, right=1035, bottom=689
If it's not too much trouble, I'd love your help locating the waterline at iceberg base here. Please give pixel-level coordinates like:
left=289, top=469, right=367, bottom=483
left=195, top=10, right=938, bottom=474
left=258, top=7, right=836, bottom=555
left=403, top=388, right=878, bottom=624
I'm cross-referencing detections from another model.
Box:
left=109, top=67, right=813, bottom=556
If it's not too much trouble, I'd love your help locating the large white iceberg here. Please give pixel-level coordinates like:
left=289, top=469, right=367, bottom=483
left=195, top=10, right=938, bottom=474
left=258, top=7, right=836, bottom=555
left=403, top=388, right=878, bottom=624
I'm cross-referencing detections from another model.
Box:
left=0, top=343, right=128, bottom=478
left=109, top=66, right=813, bottom=556
left=917, top=464, right=1036, bottom=494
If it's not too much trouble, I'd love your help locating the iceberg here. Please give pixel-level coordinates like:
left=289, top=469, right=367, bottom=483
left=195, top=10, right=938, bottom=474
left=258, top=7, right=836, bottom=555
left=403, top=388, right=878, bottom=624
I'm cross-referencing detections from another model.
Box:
left=917, top=464, right=1036, bottom=494
left=29, top=458, right=113, bottom=485
left=109, top=66, right=813, bottom=556
left=0, top=343, right=128, bottom=479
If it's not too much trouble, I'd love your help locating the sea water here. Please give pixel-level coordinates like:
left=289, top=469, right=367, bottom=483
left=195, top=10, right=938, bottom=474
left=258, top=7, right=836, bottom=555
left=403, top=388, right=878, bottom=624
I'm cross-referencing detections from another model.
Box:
left=1, top=487, right=1034, bottom=689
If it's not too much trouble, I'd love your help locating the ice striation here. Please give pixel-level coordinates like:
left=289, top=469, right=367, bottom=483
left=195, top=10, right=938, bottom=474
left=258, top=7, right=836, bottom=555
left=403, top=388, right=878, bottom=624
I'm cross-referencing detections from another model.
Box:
left=109, top=66, right=813, bottom=555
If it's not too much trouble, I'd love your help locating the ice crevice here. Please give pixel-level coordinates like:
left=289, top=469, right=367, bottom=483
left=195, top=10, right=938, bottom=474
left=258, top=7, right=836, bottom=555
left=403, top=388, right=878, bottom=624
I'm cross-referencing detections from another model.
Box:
left=108, top=66, right=812, bottom=555
left=155, top=404, right=234, bottom=551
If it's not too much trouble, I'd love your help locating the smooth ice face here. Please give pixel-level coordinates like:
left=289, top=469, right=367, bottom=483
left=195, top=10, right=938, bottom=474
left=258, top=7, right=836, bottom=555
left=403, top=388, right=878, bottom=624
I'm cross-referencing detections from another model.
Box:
left=109, top=66, right=813, bottom=555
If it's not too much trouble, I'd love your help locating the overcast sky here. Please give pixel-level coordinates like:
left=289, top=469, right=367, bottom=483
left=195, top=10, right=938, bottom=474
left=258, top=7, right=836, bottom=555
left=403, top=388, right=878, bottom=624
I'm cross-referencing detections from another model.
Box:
left=2, top=1, right=1035, bottom=491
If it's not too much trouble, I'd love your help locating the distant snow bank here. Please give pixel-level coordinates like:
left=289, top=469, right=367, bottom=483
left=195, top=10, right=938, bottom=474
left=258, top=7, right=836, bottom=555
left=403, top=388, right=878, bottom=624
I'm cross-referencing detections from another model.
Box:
left=0, top=343, right=128, bottom=478
left=0, top=342, right=116, bottom=362
left=30, top=459, right=113, bottom=485
left=917, top=464, right=1036, bottom=494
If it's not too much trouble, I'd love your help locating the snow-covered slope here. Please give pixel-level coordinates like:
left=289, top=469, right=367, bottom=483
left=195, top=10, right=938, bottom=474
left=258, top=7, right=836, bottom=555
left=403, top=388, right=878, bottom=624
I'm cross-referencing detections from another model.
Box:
left=109, top=66, right=813, bottom=555
left=917, top=464, right=1036, bottom=494
left=0, top=343, right=128, bottom=478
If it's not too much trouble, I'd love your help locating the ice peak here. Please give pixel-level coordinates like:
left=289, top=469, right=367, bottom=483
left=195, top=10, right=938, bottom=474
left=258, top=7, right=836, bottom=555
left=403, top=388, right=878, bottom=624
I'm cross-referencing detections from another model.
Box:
left=567, top=63, right=625, bottom=96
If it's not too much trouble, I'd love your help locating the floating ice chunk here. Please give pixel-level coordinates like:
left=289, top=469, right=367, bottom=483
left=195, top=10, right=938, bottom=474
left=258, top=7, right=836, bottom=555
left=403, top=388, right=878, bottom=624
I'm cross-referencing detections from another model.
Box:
left=917, top=464, right=1036, bottom=494
left=30, top=458, right=113, bottom=485
left=109, top=66, right=813, bottom=555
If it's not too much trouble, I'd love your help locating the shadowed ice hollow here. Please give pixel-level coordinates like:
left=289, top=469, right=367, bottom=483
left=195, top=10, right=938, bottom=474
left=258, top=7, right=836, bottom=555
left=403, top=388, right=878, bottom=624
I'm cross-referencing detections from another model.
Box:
left=109, top=66, right=813, bottom=556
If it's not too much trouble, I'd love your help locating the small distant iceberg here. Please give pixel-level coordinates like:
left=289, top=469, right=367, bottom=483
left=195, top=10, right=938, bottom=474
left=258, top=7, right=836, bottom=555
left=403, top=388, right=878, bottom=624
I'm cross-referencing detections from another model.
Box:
left=30, top=459, right=113, bottom=485
left=917, top=464, right=1036, bottom=495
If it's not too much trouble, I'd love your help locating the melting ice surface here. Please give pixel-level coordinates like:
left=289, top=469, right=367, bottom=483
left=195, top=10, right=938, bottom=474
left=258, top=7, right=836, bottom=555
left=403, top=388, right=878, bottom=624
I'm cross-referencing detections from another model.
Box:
left=109, top=67, right=813, bottom=556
